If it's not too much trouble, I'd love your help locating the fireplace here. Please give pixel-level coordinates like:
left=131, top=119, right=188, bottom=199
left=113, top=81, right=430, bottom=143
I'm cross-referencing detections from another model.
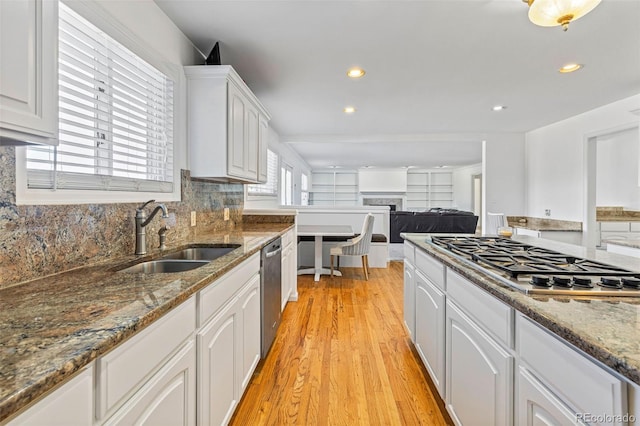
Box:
left=363, top=197, right=403, bottom=211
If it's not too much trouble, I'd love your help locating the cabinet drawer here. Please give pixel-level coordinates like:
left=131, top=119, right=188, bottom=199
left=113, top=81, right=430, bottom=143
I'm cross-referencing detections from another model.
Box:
left=97, top=297, right=196, bottom=420
left=601, top=222, right=631, bottom=232
left=199, top=253, right=260, bottom=326
left=415, top=249, right=445, bottom=290
left=517, top=314, right=626, bottom=419
left=404, top=241, right=415, bottom=264
left=447, top=268, right=513, bottom=347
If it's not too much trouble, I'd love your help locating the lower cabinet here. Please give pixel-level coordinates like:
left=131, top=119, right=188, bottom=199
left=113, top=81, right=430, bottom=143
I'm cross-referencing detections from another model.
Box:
left=104, top=340, right=196, bottom=426
left=414, top=269, right=445, bottom=397
left=281, top=229, right=296, bottom=310
left=7, top=364, right=94, bottom=426
left=197, top=254, right=261, bottom=426
left=517, top=367, right=578, bottom=426
left=445, top=300, right=513, bottom=426
left=403, top=259, right=415, bottom=339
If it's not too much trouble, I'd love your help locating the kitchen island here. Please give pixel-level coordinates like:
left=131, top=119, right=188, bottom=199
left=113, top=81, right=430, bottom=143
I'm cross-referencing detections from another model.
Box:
left=402, top=233, right=640, bottom=425
left=0, top=222, right=294, bottom=423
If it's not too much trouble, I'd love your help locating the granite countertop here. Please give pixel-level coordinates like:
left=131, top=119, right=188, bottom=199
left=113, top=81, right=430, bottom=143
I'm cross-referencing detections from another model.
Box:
left=597, top=207, right=640, bottom=222
left=0, top=223, right=293, bottom=422
left=603, top=238, right=640, bottom=250
left=507, top=216, right=582, bottom=232
left=402, top=233, right=640, bottom=385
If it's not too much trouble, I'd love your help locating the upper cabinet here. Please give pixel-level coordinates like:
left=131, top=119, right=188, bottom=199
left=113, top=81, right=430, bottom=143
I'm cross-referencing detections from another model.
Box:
left=0, top=0, right=58, bottom=145
left=185, top=65, right=270, bottom=183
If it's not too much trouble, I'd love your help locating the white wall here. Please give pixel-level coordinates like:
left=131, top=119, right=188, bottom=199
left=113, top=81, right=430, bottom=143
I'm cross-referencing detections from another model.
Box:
left=452, top=163, right=482, bottom=212
left=244, top=127, right=312, bottom=209
left=525, top=94, right=640, bottom=221
left=482, top=135, right=526, bottom=224
left=596, top=127, right=640, bottom=210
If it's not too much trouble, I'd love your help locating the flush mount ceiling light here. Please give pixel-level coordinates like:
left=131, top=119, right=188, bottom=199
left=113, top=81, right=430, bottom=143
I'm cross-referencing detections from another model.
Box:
left=347, top=68, right=366, bottom=78
left=522, top=0, right=601, bottom=31
left=344, top=106, right=356, bottom=114
left=492, top=105, right=507, bottom=111
left=559, top=63, right=583, bottom=73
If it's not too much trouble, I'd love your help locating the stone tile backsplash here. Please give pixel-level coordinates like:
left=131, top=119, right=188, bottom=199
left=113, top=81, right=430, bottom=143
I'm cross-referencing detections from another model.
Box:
left=0, top=146, right=244, bottom=288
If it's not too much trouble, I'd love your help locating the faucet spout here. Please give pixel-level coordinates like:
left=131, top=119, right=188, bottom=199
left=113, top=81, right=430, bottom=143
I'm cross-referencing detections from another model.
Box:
left=135, top=201, right=169, bottom=255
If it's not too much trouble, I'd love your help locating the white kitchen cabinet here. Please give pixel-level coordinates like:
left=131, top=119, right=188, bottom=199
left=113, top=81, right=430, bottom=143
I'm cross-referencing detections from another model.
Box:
left=7, top=364, right=93, bottom=426
left=0, top=0, right=58, bottom=145
left=239, top=274, right=261, bottom=393
left=257, top=115, right=269, bottom=182
left=281, top=228, right=297, bottom=310
left=517, top=314, right=626, bottom=425
left=104, top=340, right=196, bottom=426
left=414, top=269, right=445, bottom=397
left=198, top=295, right=240, bottom=426
left=197, top=253, right=261, bottom=426
left=96, top=297, right=196, bottom=421
left=403, top=257, right=415, bottom=339
left=185, top=65, right=270, bottom=183
left=517, top=367, right=580, bottom=426
left=446, top=300, right=513, bottom=426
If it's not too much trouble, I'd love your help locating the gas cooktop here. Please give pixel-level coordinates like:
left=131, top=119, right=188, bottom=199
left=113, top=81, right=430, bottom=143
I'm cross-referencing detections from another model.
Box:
left=430, top=236, right=640, bottom=297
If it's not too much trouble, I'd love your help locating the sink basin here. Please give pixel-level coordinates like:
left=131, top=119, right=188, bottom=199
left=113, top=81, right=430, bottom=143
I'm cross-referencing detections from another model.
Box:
left=160, top=244, right=241, bottom=261
left=118, top=259, right=209, bottom=274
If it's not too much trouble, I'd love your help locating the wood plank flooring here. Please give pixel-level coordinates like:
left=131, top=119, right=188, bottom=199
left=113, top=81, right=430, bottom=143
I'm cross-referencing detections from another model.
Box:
left=230, top=261, right=452, bottom=425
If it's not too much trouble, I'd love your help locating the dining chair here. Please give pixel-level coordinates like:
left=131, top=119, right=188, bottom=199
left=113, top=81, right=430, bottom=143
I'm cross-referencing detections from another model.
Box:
left=485, top=212, right=507, bottom=235
left=330, top=213, right=375, bottom=280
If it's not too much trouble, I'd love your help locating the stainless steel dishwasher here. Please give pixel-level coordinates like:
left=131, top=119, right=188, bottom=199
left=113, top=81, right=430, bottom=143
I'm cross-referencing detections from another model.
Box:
left=261, top=237, right=282, bottom=358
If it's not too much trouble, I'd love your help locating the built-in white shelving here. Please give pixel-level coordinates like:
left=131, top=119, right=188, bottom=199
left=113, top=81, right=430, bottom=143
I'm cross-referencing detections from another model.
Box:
left=309, top=170, right=359, bottom=206
left=406, top=170, right=453, bottom=210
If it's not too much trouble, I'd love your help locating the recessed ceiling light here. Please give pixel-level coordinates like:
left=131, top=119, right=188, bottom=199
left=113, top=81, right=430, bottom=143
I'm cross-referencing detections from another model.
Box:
left=347, top=68, right=366, bottom=78
left=344, top=106, right=356, bottom=114
left=559, top=63, right=583, bottom=73
left=492, top=105, right=507, bottom=111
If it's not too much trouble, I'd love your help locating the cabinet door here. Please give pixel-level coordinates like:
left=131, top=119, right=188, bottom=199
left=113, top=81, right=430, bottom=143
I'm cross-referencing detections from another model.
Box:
left=239, top=274, right=261, bottom=393
left=517, top=367, right=580, bottom=426
left=257, top=115, right=269, bottom=183
left=403, top=260, right=415, bottom=340
left=227, top=82, right=247, bottom=179
left=281, top=244, right=291, bottom=310
left=446, top=300, right=513, bottom=426
left=245, top=105, right=259, bottom=181
left=0, top=0, right=57, bottom=143
left=198, top=297, right=239, bottom=426
left=8, top=364, right=93, bottom=426
left=104, top=341, right=196, bottom=426
left=415, top=270, right=445, bottom=397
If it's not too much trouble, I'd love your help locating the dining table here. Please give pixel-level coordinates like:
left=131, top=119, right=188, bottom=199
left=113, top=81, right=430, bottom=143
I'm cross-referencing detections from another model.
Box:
left=297, top=224, right=354, bottom=281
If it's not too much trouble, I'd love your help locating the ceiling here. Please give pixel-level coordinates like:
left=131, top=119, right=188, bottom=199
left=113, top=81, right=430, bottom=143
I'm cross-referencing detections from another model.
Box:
left=155, top=0, right=640, bottom=169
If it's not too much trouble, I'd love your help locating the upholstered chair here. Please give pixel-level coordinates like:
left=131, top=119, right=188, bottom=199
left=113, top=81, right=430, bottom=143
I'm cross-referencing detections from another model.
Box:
left=330, top=213, right=375, bottom=280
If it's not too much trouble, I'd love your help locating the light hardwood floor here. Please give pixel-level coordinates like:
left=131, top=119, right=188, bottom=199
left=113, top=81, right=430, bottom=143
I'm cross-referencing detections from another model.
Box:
left=230, top=261, right=452, bottom=425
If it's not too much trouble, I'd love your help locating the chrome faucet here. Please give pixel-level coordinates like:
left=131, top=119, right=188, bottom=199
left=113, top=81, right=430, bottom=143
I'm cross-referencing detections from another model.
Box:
left=135, top=200, right=169, bottom=255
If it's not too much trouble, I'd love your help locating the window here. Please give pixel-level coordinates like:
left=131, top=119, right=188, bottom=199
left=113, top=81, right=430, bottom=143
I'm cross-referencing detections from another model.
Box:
left=247, top=149, right=278, bottom=196
left=301, top=173, right=309, bottom=205
left=280, top=162, right=293, bottom=205
left=25, top=3, right=174, bottom=193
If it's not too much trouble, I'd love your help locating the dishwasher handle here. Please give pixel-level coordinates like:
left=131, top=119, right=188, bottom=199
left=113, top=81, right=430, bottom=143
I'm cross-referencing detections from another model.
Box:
left=265, top=245, right=282, bottom=258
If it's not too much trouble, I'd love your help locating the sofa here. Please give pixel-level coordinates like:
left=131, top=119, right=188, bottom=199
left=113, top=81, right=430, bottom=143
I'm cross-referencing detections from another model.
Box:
left=390, top=208, right=478, bottom=243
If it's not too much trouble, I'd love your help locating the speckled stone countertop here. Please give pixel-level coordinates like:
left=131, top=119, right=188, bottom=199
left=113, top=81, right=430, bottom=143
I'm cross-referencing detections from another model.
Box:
left=507, top=216, right=583, bottom=232
left=402, top=233, right=640, bottom=385
left=603, top=238, right=640, bottom=250
left=597, top=207, right=640, bottom=222
left=0, top=223, right=293, bottom=422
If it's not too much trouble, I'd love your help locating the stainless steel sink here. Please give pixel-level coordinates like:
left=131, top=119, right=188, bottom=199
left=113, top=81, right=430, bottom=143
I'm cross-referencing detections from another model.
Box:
left=118, top=259, right=209, bottom=274
left=160, top=244, right=241, bottom=261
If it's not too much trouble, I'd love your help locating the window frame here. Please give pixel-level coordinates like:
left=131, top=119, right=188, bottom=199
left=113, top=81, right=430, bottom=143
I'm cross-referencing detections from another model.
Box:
left=15, top=0, right=182, bottom=205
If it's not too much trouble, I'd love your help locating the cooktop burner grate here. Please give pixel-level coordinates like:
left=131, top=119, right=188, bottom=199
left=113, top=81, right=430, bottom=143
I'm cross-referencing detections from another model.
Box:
left=431, top=236, right=640, bottom=278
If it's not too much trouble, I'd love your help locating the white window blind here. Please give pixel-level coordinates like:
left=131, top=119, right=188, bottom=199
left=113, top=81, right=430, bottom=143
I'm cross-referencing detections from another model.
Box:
left=26, top=3, right=174, bottom=192
left=247, top=150, right=278, bottom=195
